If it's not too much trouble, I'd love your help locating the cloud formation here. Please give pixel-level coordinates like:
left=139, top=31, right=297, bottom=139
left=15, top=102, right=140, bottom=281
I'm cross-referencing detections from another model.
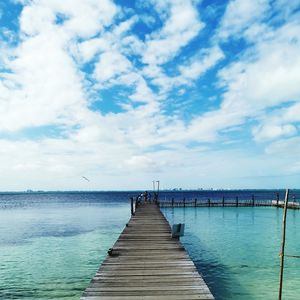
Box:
left=0, top=0, right=300, bottom=190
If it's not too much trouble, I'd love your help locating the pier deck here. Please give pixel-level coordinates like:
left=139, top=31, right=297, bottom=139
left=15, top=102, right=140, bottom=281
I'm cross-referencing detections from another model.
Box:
left=81, top=202, right=214, bottom=300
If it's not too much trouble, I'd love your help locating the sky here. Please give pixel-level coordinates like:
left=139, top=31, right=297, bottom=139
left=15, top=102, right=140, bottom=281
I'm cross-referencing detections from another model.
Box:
left=0, top=0, right=300, bottom=191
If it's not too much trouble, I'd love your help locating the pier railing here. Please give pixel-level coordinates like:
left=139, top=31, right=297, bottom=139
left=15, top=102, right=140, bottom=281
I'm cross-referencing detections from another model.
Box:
left=130, top=192, right=159, bottom=216
left=158, top=195, right=300, bottom=209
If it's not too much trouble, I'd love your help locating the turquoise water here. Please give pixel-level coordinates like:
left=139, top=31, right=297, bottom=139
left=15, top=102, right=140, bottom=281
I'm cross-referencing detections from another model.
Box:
left=0, top=193, right=130, bottom=299
left=1, top=192, right=300, bottom=299
left=161, top=206, right=300, bottom=300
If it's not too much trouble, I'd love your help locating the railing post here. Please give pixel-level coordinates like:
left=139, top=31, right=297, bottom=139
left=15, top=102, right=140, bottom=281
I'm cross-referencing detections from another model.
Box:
left=279, top=189, right=289, bottom=300
left=236, top=196, right=238, bottom=207
left=194, top=198, right=197, bottom=207
left=222, top=196, right=225, bottom=207
left=183, top=198, right=186, bottom=208
left=154, top=192, right=158, bottom=204
left=172, top=198, right=174, bottom=207
left=131, top=197, right=135, bottom=216
left=252, top=194, right=255, bottom=206
left=208, top=198, right=211, bottom=207
left=276, top=192, right=279, bottom=206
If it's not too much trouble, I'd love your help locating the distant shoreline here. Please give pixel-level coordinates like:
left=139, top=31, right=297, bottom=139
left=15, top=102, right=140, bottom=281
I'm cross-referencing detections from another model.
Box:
left=0, top=188, right=297, bottom=194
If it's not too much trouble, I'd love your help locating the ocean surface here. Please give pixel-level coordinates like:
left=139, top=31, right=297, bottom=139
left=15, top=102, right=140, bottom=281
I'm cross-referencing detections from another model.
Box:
left=0, top=190, right=299, bottom=300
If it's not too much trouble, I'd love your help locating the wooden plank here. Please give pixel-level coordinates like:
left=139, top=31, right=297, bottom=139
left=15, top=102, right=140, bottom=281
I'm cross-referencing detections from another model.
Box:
left=81, top=202, right=214, bottom=299
left=81, top=295, right=213, bottom=300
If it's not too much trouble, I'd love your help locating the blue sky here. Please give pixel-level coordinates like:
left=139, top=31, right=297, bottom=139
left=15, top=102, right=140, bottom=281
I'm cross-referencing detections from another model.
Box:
left=0, top=0, right=300, bottom=191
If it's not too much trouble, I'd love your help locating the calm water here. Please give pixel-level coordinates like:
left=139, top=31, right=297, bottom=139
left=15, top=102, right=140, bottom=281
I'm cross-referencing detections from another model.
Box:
left=0, top=192, right=132, bottom=300
left=161, top=206, right=300, bottom=300
left=0, top=191, right=299, bottom=299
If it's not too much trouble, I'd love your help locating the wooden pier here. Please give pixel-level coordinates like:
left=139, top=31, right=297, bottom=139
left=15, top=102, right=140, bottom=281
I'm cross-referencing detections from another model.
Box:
left=158, top=198, right=299, bottom=209
left=81, top=202, right=214, bottom=300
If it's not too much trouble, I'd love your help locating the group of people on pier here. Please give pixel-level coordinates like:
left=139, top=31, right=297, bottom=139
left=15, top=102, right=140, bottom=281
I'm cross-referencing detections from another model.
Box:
left=137, top=191, right=159, bottom=204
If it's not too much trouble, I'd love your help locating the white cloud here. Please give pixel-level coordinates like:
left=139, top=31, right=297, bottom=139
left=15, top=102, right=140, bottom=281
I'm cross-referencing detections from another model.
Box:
left=274, top=0, right=300, bottom=21
left=265, top=136, right=300, bottom=157
left=0, top=0, right=121, bottom=133
left=0, top=135, right=284, bottom=190
left=21, top=0, right=118, bottom=38
left=251, top=100, right=300, bottom=141
left=220, top=29, right=300, bottom=110
left=151, top=12, right=300, bottom=147
left=218, top=0, right=270, bottom=39
left=142, top=45, right=224, bottom=95
left=78, top=38, right=110, bottom=63
left=179, top=45, right=224, bottom=81
left=280, top=102, right=300, bottom=123
left=20, top=4, right=56, bottom=35
left=196, top=19, right=300, bottom=141
left=0, top=31, right=86, bottom=131
left=140, top=14, right=156, bottom=28
left=142, top=0, right=204, bottom=65
left=124, top=155, right=160, bottom=172
left=121, top=34, right=144, bottom=55
left=1, top=0, right=300, bottom=190
left=253, top=124, right=297, bottom=141
left=94, top=51, right=132, bottom=82
left=76, top=17, right=139, bottom=64
left=63, top=8, right=106, bottom=39
left=128, top=77, right=156, bottom=103
left=187, top=108, right=244, bottom=142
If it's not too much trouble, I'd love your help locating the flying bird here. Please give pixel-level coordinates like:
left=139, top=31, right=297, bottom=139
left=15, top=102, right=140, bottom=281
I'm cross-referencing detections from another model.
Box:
left=82, top=176, right=90, bottom=182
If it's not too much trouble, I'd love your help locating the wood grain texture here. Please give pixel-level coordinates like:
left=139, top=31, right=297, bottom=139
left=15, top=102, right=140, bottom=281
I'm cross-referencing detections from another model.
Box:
left=81, top=202, right=214, bottom=299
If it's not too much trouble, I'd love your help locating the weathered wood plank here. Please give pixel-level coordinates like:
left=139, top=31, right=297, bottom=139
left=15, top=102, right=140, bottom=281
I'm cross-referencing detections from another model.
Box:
left=81, top=202, right=214, bottom=299
left=81, top=295, right=214, bottom=300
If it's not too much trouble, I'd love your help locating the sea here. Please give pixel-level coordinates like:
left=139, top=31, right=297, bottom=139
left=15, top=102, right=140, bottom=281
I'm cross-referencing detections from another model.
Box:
left=0, top=190, right=299, bottom=300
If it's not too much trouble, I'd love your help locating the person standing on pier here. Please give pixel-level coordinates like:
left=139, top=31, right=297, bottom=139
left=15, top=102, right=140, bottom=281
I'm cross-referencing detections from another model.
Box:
left=144, top=191, right=148, bottom=203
